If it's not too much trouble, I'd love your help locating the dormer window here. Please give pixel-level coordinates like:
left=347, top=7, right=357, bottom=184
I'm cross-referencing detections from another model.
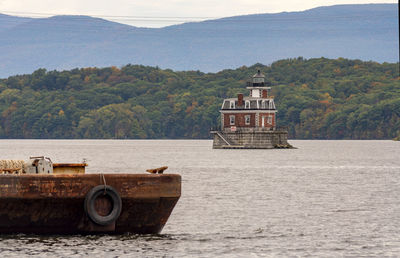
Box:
left=269, top=100, right=275, bottom=109
left=230, top=101, right=235, bottom=109
left=261, top=101, right=266, bottom=109
left=245, top=100, right=250, bottom=109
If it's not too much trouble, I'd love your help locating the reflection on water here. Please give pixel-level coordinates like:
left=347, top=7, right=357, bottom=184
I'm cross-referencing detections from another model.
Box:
left=0, top=140, right=399, bottom=256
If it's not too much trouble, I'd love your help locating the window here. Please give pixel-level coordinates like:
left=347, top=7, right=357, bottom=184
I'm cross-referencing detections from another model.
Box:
left=261, top=101, right=266, bottom=109
left=230, top=115, right=235, bottom=125
left=267, top=115, right=272, bottom=124
left=253, top=77, right=264, bottom=84
left=245, top=115, right=251, bottom=125
left=230, top=101, right=235, bottom=109
left=245, top=101, right=250, bottom=109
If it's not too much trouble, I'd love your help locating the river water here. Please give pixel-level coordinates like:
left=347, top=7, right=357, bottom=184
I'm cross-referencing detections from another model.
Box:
left=0, top=140, right=399, bottom=257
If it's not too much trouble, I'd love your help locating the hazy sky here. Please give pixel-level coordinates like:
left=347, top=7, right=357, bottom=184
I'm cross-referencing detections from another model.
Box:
left=0, top=0, right=396, bottom=27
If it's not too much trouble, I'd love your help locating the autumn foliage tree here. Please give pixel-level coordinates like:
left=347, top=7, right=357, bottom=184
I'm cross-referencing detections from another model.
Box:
left=0, top=58, right=398, bottom=139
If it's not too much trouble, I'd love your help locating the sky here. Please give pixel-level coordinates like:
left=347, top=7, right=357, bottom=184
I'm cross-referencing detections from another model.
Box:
left=0, top=0, right=396, bottom=27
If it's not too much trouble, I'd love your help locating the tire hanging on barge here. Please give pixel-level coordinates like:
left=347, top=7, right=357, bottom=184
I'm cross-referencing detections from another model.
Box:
left=84, top=185, right=122, bottom=226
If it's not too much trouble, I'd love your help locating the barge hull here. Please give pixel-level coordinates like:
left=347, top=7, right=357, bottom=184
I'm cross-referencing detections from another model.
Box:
left=0, top=174, right=181, bottom=234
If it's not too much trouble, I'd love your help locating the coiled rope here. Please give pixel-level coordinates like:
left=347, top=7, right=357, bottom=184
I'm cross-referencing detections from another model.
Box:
left=0, top=160, right=26, bottom=174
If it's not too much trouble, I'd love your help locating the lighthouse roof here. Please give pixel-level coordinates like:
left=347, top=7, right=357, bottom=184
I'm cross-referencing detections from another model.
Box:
left=248, top=69, right=267, bottom=87
left=220, top=96, right=276, bottom=110
left=253, top=70, right=265, bottom=78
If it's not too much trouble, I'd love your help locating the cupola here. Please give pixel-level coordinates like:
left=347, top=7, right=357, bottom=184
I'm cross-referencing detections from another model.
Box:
left=252, top=70, right=265, bottom=86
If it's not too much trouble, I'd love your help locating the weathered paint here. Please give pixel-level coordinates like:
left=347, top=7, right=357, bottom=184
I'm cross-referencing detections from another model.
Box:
left=0, top=173, right=181, bottom=234
left=53, top=163, right=87, bottom=174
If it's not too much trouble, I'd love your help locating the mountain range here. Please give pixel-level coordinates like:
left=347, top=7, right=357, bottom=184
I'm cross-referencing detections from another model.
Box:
left=0, top=4, right=398, bottom=78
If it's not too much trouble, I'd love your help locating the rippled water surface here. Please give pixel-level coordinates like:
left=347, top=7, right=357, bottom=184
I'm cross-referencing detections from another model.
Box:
left=0, top=140, right=399, bottom=257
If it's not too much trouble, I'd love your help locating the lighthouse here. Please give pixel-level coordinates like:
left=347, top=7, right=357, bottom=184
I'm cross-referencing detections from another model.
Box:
left=211, top=70, right=292, bottom=149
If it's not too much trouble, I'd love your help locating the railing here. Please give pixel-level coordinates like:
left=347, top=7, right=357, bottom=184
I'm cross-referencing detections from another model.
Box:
left=211, top=126, right=288, bottom=133
left=222, top=127, right=272, bottom=133
left=210, top=126, right=221, bottom=132
left=216, top=131, right=233, bottom=145
left=276, top=126, right=289, bottom=131
left=220, top=107, right=276, bottom=111
left=221, top=127, right=288, bottom=133
left=246, top=82, right=266, bottom=87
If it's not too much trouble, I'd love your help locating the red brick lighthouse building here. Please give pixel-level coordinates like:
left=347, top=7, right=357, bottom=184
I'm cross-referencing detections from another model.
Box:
left=211, top=70, right=292, bottom=149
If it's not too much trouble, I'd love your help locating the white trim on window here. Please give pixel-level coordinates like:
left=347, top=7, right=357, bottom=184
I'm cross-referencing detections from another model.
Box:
left=229, top=115, right=235, bottom=125
left=267, top=115, right=272, bottom=124
left=245, top=115, right=251, bottom=125
left=245, top=100, right=250, bottom=109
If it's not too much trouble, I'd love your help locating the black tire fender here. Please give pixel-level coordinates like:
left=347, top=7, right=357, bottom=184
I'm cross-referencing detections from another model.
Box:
left=84, top=185, right=122, bottom=226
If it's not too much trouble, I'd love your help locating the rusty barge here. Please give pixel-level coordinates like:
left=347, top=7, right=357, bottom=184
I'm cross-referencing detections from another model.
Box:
left=0, top=157, right=181, bottom=234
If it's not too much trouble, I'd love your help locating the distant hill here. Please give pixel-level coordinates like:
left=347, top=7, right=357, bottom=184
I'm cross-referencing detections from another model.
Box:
left=0, top=4, right=398, bottom=78
left=0, top=14, right=33, bottom=32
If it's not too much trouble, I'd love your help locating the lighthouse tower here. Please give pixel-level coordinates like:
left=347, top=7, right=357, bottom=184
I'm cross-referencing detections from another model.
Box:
left=211, top=70, right=291, bottom=149
left=220, top=70, right=276, bottom=130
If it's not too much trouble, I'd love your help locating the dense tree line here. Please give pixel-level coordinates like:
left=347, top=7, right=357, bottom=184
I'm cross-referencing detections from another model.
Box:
left=0, top=57, right=398, bottom=139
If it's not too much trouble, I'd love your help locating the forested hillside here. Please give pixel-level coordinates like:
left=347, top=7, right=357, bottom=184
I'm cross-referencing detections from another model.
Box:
left=0, top=58, right=398, bottom=139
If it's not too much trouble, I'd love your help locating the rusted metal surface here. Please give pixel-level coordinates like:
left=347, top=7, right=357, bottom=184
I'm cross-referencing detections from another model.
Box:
left=53, top=163, right=87, bottom=174
left=146, top=166, right=168, bottom=174
left=0, top=174, right=181, bottom=234
left=53, top=163, right=88, bottom=167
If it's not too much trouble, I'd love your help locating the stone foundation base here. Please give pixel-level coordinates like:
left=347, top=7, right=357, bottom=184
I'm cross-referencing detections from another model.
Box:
left=211, top=129, right=293, bottom=149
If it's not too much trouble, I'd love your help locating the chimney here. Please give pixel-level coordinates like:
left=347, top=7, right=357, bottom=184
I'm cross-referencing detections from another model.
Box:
left=262, top=90, right=268, bottom=98
left=238, top=93, right=244, bottom=106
